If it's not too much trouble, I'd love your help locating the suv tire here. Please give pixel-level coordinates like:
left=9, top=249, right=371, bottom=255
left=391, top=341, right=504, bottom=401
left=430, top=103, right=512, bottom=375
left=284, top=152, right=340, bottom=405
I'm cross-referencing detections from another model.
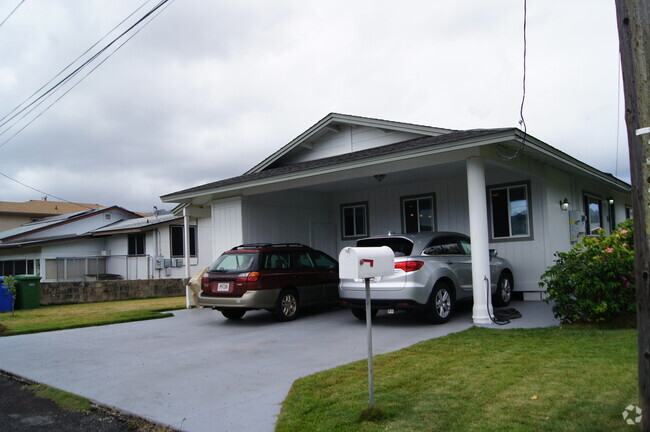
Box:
left=221, top=308, right=246, bottom=320
left=350, top=307, right=378, bottom=321
left=275, top=290, right=299, bottom=321
left=425, top=281, right=454, bottom=324
left=493, top=272, right=513, bottom=307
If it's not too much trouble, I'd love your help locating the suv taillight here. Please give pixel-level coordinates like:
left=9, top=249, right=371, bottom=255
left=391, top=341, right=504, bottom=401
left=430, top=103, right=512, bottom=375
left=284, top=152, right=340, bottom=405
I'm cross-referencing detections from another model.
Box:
left=395, top=261, right=424, bottom=272
left=236, top=272, right=260, bottom=282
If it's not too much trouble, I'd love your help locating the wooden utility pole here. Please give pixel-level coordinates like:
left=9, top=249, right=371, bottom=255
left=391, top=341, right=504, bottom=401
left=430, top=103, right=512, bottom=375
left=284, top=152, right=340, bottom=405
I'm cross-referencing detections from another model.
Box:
left=614, top=0, right=649, bottom=430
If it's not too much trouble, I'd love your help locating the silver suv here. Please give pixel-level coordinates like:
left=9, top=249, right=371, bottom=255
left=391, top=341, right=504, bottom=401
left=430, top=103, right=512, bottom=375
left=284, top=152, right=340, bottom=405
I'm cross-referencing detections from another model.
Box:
left=338, top=232, right=514, bottom=323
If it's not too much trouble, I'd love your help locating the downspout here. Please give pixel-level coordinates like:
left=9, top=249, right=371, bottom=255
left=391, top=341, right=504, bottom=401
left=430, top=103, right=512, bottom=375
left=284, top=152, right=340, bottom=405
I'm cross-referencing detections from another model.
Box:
left=183, top=207, right=191, bottom=308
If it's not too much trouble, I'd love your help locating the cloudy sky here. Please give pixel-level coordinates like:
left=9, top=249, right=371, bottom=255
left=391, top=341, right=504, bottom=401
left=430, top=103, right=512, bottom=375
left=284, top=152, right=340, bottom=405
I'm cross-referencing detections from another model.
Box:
left=0, top=0, right=628, bottom=213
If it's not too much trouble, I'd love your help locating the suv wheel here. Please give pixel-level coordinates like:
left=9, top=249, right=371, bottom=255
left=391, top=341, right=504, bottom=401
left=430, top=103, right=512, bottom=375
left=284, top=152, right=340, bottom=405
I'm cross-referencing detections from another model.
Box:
left=221, top=308, right=246, bottom=320
left=275, top=290, right=299, bottom=321
left=425, top=281, right=454, bottom=324
left=493, top=272, right=513, bottom=307
left=350, top=307, right=378, bottom=321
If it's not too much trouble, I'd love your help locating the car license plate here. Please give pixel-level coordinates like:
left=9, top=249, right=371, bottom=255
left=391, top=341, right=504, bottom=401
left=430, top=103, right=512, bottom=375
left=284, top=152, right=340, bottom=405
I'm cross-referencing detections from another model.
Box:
left=217, top=282, right=231, bottom=292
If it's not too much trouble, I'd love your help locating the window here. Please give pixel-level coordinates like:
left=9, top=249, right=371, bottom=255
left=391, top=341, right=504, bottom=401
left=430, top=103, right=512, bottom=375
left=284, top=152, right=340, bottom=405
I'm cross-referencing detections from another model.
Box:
left=310, top=251, right=337, bottom=269
left=0, top=260, right=34, bottom=276
left=489, top=183, right=532, bottom=240
left=341, top=202, right=368, bottom=239
left=170, top=225, right=197, bottom=257
left=584, top=194, right=603, bottom=235
left=625, top=205, right=633, bottom=220
left=401, top=194, right=435, bottom=233
left=128, top=234, right=146, bottom=256
left=423, top=236, right=469, bottom=255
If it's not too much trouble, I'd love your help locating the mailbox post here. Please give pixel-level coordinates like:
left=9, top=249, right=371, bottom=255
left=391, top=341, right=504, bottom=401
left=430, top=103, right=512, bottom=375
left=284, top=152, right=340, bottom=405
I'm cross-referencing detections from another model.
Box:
left=339, top=246, right=394, bottom=409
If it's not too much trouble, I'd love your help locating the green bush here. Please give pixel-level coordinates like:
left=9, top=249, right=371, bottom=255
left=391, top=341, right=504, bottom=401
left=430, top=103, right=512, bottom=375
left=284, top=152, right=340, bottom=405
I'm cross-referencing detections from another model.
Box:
left=540, top=220, right=635, bottom=324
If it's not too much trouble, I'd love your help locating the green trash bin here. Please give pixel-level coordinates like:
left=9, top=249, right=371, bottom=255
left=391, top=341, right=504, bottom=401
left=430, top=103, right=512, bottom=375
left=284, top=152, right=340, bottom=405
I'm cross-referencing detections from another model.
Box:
left=14, top=275, right=41, bottom=310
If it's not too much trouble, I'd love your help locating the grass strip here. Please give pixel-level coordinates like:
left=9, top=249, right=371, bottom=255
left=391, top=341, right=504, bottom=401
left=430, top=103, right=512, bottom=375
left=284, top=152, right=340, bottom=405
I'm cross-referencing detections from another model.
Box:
left=24, top=383, right=92, bottom=412
left=277, top=326, right=638, bottom=432
left=0, top=297, right=185, bottom=336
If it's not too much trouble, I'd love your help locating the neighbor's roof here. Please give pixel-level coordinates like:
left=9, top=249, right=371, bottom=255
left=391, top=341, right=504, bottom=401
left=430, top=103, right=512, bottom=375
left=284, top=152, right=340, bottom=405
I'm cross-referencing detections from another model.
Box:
left=0, top=200, right=102, bottom=216
left=0, top=206, right=141, bottom=244
left=92, top=213, right=182, bottom=235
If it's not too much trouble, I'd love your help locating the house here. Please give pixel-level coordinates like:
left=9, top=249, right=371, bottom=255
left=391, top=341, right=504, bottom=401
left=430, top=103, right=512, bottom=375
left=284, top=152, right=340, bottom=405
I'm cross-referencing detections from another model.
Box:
left=160, top=113, right=632, bottom=324
left=0, top=206, right=212, bottom=283
left=0, top=199, right=103, bottom=232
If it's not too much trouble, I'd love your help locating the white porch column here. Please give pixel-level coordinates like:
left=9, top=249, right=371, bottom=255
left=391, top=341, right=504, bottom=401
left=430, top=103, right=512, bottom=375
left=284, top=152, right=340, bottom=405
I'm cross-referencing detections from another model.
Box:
left=183, top=208, right=191, bottom=308
left=466, top=156, right=493, bottom=325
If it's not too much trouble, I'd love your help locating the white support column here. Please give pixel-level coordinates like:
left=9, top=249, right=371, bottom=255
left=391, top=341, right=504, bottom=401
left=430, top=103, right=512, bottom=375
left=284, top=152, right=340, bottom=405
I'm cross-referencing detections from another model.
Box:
left=466, top=156, right=493, bottom=325
left=183, top=208, right=191, bottom=308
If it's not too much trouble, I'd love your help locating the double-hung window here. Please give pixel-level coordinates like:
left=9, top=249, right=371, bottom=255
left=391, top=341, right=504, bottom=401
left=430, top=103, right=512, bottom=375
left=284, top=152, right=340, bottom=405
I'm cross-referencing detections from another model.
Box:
left=489, top=182, right=532, bottom=240
left=401, top=194, right=435, bottom=233
left=341, top=202, right=368, bottom=239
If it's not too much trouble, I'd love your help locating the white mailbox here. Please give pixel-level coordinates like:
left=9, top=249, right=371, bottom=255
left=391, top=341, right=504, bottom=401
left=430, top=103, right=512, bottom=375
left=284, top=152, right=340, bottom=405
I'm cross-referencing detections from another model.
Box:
left=338, top=246, right=395, bottom=280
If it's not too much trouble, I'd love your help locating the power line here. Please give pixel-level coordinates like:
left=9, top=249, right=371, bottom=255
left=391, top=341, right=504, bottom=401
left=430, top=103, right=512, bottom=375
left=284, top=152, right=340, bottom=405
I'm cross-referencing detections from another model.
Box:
left=0, top=0, right=173, bottom=147
left=0, top=0, right=175, bottom=148
left=0, top=0, right=25, bottom=30
left=0, top=0, right=153, bottom=128
left=0, top=170, right=97, bottom=209
left=497, top=0, right=527, bottom=160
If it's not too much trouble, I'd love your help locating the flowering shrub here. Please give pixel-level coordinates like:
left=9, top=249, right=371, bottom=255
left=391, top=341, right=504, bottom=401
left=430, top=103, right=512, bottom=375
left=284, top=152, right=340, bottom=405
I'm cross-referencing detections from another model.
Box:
left=540, top=220, right=635, bottom=324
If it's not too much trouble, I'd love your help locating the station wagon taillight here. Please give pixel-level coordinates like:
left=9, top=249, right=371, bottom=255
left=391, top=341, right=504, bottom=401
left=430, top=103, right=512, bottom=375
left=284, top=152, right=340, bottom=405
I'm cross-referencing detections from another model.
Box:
left=201, top=276, right=210, bottom=289
left=236, top=272, right=260, bottom=282
left=395, top=261, right=424, bottom=272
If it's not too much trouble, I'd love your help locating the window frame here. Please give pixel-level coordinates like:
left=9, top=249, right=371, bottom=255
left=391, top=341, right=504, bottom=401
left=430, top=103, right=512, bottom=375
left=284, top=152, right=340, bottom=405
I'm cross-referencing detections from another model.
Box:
left=127, top=233, right=146, bottom=256
left=583, top=193, right=603, bottom=236
left=400, top=193, right=436, bottom=233
left=487, top=181, right=534, bottom=242
left=170, top=225, right=198, bottom=258
left=340, top=202, right=369, bottom=240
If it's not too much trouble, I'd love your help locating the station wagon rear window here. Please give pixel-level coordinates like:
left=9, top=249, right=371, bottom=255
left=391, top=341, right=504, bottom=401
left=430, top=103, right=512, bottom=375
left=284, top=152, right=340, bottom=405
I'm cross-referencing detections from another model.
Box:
left=210, top=253, right=256, bottom=272
left=356, top=237, right=413, bottom=256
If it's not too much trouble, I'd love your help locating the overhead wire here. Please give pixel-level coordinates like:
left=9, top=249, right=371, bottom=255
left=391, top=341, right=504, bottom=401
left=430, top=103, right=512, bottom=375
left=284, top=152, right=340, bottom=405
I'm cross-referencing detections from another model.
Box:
left=0, top=0, right=25, bottom=30
left=0, top=0, right=171, bottom=145
left=0, top=0, right=153, bottom=130
left=0, top=0, right=174, bottom=204
left=0, top=0, right=175, bottom=149
left=497, top=0, right=527, bottom=160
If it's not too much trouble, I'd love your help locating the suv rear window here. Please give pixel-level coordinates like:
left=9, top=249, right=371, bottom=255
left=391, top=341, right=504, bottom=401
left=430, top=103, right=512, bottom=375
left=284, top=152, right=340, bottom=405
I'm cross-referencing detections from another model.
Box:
left=209, top=253, right=256, bottom=272
left=356, top=237, right=414, bottom=256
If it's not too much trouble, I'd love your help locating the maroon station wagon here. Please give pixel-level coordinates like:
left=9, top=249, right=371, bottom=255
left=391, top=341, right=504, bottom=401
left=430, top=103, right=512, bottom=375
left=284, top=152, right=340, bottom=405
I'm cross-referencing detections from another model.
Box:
left=199, top=243, right=339, bottom=321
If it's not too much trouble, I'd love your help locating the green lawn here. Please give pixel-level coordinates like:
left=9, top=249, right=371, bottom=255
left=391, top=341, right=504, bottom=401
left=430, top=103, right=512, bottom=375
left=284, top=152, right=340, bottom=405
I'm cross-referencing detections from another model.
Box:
left=277, top=326, right=638, bottom=432
left=0, top=297, right=185, bottom=336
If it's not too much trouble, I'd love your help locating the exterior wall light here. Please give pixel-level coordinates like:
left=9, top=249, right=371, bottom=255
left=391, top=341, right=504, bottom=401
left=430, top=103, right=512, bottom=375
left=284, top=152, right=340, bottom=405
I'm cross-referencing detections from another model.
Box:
left=607, top=196, right=614, bottom=205
left=560, top=198, right=570, bottom=211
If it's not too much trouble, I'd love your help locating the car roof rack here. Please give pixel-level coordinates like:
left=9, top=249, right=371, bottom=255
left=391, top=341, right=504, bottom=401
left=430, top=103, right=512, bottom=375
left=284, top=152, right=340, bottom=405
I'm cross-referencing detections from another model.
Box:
left=231, top=243, right=310, bottom=250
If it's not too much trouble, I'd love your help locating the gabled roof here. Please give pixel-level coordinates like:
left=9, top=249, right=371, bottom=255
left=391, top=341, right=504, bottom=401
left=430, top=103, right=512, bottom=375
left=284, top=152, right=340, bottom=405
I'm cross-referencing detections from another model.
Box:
left=0, top=200, right=102, bottom=216
left=0, top=206, right=141, bottom=245
left=162, top=128, right=512, bottom=202
left=92, top=213, right=182, bottom=235
left=245, top=112, right=454, bottom=174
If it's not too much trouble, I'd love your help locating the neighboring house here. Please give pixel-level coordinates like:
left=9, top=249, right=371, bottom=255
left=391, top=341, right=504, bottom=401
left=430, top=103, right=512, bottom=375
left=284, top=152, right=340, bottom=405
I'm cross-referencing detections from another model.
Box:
left=160, top=113, right=631, bottom=322
left=0, top=206, right=212, bottom=282
left=0, top=199, right=103, bottom=232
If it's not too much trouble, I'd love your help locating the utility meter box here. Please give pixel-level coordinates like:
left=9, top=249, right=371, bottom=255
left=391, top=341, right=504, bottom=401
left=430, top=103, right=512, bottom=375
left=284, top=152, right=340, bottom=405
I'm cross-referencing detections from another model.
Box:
left=339, top=246, right=394, bottom=280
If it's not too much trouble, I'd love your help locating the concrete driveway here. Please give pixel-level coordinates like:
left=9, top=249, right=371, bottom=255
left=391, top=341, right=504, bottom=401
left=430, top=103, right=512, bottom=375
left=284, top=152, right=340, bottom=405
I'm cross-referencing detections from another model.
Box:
left=0, top=301, right=557, bottom=431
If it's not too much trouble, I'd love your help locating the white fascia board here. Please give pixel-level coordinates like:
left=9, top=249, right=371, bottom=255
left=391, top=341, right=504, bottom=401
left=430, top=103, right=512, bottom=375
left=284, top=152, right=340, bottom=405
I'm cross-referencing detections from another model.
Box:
left=244, top=113, right=454, bottom=175
left=518, top=132, right=631, bottom=191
